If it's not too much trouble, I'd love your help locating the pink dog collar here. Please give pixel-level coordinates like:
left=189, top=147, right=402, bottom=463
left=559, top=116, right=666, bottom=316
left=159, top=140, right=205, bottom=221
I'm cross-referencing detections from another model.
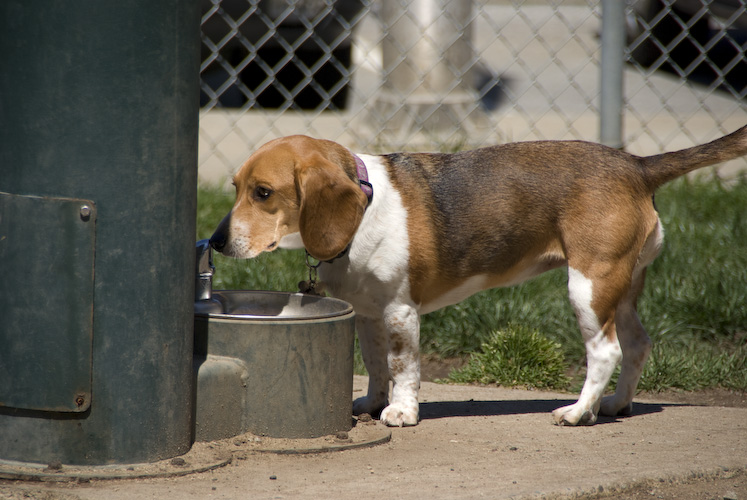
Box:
left=353, top=154, right=374, bottom=204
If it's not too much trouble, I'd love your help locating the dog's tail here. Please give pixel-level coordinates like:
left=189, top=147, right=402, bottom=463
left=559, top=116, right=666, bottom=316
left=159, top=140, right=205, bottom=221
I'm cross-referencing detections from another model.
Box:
left=640, top=124, right=747, bottom=190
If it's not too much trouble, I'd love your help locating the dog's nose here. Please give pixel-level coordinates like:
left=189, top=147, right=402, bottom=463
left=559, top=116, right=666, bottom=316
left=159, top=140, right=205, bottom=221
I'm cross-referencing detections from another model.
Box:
left=210, top=212, right=231, bottom=253
left=209, top=232, right=226, bottom=253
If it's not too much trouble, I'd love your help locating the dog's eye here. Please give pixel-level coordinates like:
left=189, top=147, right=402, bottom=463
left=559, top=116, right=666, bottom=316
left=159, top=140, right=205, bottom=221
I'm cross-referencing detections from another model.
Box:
left=254, top=186, right=272, bottom=201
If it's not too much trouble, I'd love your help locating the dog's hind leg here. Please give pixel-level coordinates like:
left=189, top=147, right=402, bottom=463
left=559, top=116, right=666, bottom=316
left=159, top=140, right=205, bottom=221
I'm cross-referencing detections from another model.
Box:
left=601, top=221, right=662, bottom=417
left=598, top=270, right=651, bottom=417
left=553, top=266, right=624, bottom=425
left=353, top=315, right=390, bottom=417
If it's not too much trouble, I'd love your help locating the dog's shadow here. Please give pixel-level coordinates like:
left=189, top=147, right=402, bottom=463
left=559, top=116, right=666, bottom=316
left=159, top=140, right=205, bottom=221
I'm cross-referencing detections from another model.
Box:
left=419, top=398, right=669, bottom=424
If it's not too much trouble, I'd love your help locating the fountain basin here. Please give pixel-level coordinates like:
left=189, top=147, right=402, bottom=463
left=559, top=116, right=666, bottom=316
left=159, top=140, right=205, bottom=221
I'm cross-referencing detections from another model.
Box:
left=193, top=291, right=356, bottom=441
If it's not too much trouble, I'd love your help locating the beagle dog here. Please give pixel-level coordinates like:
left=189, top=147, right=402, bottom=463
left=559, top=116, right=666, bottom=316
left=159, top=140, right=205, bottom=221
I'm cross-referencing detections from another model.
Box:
left=210, top=126, right=747, bottom=427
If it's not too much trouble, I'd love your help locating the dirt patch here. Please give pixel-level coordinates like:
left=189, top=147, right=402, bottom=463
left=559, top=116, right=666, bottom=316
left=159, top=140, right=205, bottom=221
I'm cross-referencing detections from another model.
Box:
left=0, top=488, right=81, bottom=500
left=572, top=467, right=746, bottom=500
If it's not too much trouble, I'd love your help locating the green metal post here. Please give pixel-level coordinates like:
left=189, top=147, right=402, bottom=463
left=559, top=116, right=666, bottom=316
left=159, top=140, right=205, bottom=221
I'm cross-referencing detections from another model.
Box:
left=0, top=1, right=201, bottom=464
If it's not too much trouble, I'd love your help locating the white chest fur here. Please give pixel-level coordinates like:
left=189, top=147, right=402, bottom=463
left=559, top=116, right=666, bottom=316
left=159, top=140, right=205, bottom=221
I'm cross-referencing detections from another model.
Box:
left=319, top=155, right=414, bottom=318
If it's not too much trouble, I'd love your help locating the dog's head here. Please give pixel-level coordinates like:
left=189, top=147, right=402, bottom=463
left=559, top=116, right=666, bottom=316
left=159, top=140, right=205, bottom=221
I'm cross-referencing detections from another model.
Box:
left=210, top=135, right=369, bottom=261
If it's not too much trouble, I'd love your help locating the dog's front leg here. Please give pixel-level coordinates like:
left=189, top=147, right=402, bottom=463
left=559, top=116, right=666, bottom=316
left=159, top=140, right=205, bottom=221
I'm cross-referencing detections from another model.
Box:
left=353, top=315, right=390, bottom=417
left=353, top=306, right=421, bottom=426
left=379, top=302, right=421, bottom=427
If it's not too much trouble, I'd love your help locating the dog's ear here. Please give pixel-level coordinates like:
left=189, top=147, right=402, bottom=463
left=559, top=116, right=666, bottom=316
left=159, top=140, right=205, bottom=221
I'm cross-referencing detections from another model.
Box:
left=296, top=157, right=368, bottom=261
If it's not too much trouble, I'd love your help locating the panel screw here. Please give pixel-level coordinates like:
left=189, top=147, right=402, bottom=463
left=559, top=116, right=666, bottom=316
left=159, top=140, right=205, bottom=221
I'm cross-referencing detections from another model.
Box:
left=80, top=205, right=92, bottom=222
left=75, top=395, right=86, bottom=407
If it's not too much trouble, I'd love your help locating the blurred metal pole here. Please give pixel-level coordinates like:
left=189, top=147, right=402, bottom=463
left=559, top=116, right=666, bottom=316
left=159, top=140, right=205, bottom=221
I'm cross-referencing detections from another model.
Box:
left=376, top=0, right=483, bottom=142
left=600, top=0, right=626, bottom=149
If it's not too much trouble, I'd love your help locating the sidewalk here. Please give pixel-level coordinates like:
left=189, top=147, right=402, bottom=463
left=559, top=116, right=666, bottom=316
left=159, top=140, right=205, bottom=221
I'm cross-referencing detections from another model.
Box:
left=6, top=375, right=745, bottom=499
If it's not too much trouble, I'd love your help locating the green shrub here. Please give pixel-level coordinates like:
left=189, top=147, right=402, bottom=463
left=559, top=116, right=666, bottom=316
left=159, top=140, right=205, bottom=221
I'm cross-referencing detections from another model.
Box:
left=448, top=325, right=570, bottom=390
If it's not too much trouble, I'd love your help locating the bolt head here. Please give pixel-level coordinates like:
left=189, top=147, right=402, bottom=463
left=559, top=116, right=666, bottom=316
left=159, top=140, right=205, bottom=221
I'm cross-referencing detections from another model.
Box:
left=80, top=205, right=92, bottom=221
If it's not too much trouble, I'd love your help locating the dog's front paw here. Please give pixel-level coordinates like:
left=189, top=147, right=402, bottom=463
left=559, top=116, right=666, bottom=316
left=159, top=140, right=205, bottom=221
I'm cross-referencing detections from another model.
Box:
left=353, top=396, right=387, bottom=418
left=380, top=402, right=419, bottom=427
left=552, top=403, right=597, bottom=426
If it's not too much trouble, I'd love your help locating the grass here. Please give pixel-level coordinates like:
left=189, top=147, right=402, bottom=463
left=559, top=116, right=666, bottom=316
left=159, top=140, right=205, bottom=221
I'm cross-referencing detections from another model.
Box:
left=197, top=175, right=747, bottom=393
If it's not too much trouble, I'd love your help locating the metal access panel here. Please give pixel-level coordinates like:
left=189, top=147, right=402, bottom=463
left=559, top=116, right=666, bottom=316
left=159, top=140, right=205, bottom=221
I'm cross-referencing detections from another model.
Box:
left=0, top=192, right=96, bottom=412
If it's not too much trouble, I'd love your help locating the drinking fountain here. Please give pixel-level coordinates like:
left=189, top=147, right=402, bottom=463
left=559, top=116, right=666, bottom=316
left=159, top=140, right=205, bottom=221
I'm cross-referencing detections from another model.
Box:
left=193, top=240, right=357, bottom=441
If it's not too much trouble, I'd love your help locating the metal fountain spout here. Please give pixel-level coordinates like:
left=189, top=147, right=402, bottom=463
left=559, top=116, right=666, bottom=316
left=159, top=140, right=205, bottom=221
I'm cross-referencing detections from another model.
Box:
left=195, top=239, right=223, bottom=314
left=195, top=239, right=214, bottom=301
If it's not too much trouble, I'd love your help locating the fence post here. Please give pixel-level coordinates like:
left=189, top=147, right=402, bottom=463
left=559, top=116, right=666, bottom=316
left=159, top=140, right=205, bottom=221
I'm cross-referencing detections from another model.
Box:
left=599, top=0, right=626, bottom=149
left=375, top=0, right=482, bottom=144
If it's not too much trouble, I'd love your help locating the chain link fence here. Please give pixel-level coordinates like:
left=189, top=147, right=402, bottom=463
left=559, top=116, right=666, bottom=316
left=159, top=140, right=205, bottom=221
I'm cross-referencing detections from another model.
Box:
left=198, top=0, right=747, bottom=185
